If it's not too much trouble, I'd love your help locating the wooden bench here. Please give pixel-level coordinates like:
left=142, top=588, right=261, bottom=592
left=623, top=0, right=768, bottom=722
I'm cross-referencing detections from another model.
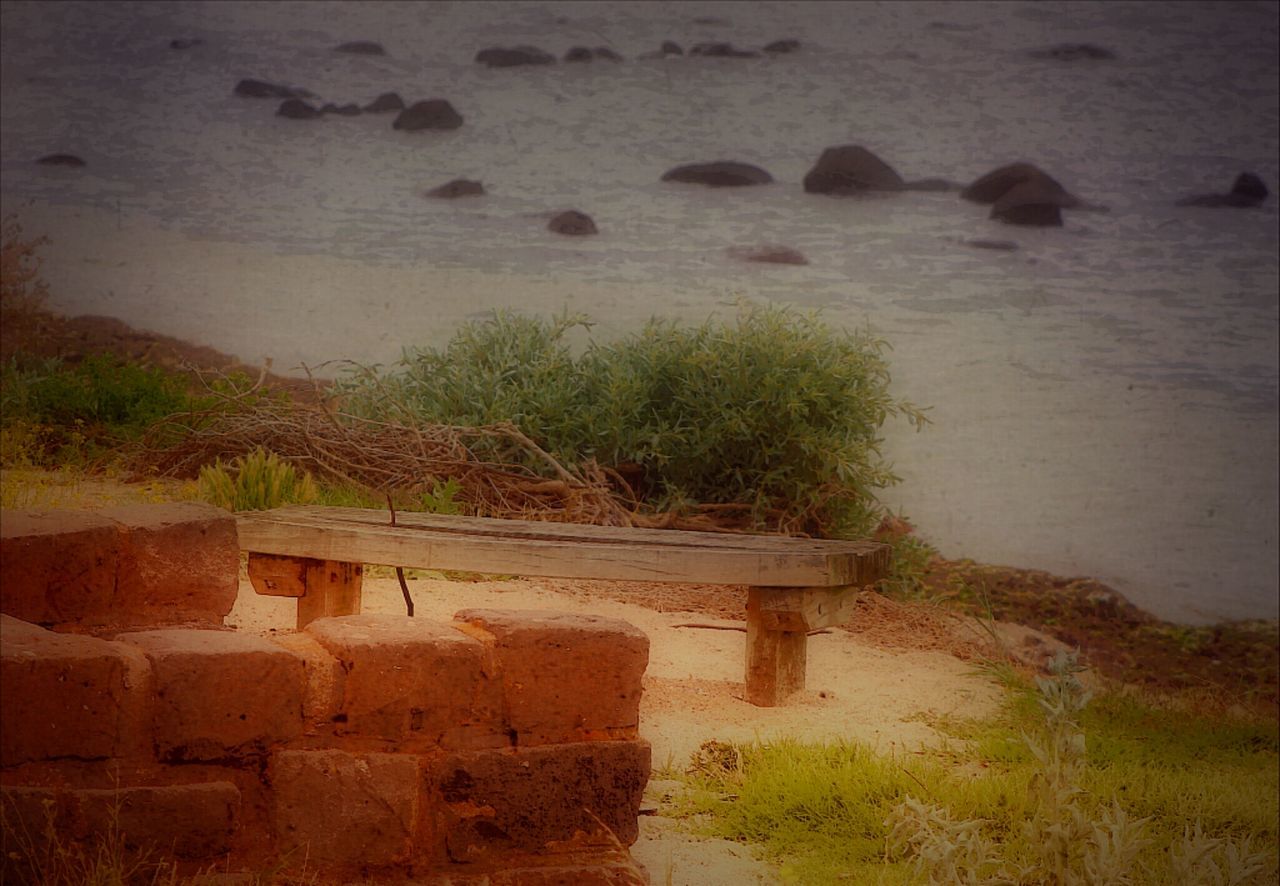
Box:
left=235, top=505, right=890, bottom=707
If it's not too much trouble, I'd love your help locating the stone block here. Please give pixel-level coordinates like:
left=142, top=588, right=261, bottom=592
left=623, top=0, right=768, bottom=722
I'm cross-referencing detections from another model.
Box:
left=117, top=629, right=304, bottom=761
left=273, top=749, right=418, bottom=866
left=0, top=510, right=120, bottom=626
left=78, top=782, right=240, bottom=858
left=0, top=615, right=147, bottom=766
left=454, top=610, right=649, bottom=746
left=101, top=503, right=239, bottom=626
left=267, top=633, right=345, bottom=725
left=306, top=615, right=503, bottom=747
left=425, top=740, right=651, bottom=863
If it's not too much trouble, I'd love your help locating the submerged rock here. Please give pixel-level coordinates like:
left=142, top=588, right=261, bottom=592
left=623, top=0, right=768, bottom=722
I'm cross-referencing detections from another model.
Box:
left=475, top=46, right=556, bottom=67
left=1175, top=172, right=1269, bottom=208
left=363, top=92, right=405, bottom=113
left=548, top=210, right=597, bottom=235
left=991, top=181, right=1069, bottom=226
left=1028, top=43, right=1116, bottom=61
left=334, top=41, right=386, bottom=55
left=277, top=98, right=321, bottom=119
left=961, top=162, right=1080, bottom=208
left=803, top=145, right=905, bottom=194
left=426, top=179, right=485, bottom=199
left=689, top=42, right=760, bottom=58
left=727, top=245, right=809, bottom=265
left=235, top=78, right=305, bottom=99
left=36, top=153, right=86, bottom=167
left=393, top=99, right=463, bottom=131
left=661, top=161, right=773, bottom=187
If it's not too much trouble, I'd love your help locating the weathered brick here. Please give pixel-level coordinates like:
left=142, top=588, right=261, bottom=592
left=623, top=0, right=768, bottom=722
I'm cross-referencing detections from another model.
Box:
left=116, top=630, right=304, bottom=761
left=1, top=782, right=239, bottom=863
left=79, top=782, right=240, bottom=858
left=101, top=503, right=239, bottom=627
left=272, top=749, right=418, bottom=866
left=0, top=510, right=120, bottom=626
left=267, top=633, right=345, bottom=726
left=306, top=615, right=504, bottom=748
left=425, top=740, right=651, bottom=864
left=453, top=610, right=649, bottom=746
left=0, top=615, right=148, bottom=766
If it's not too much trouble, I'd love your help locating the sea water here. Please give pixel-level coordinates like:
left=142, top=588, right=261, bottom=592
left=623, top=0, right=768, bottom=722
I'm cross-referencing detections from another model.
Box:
left=1, top=0, right=1276, bottom=623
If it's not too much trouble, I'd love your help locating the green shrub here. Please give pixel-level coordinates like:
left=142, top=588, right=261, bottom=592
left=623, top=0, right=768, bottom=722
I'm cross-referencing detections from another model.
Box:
left=198, top=447, right=317, bottom=512
left=1, top=355, right=198, bottom=466
left=338, top=304, right=927, bottom=538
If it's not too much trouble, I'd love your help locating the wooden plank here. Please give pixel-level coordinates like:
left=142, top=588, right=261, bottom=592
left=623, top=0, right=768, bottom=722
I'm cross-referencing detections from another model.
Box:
left=264, top=505, right=884, bottom=556
left=246, top=552, right=310, bottom=598
left=236, top=512, right=889, bottom=587
left=745, top=587, right=807, bottom=706
left=756, top=586, right=861, bottom=632
left=295, top=560, right=363, bottom=630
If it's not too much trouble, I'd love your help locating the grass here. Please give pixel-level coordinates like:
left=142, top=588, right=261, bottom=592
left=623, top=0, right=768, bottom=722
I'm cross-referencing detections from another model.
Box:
left=659, top=663, right=1279, bottom=885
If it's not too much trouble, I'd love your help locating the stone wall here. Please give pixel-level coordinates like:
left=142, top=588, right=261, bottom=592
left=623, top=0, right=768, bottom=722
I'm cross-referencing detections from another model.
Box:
left=0, top=505, right=651, bottom=883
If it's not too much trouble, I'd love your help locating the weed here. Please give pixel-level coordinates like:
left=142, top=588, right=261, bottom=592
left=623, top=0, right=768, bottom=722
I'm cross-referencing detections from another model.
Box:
left=198, top=447, right=317, bottom=511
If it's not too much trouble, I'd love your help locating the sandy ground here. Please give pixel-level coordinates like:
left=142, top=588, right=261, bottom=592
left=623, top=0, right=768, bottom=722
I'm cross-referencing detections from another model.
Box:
left=227, top=573, right=1004, bottom=885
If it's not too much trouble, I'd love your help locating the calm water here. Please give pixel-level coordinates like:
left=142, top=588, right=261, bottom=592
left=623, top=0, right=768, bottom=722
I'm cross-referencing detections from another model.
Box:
left=2, top=0, right=1277, bottom=623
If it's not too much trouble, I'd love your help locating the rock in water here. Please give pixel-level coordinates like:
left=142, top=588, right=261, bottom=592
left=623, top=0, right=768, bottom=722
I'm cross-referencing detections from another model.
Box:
left=548, top=210, right=598, bottom=235
left=661, top=161, right=773, bottom=187
left=803, top=145, right=905, bottom=194
left=426, top=179, right=485, bottom=199
left=393, top=99, right=463, bottom=131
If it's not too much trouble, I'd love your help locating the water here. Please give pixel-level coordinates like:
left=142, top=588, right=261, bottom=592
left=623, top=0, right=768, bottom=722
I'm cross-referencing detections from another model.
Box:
left=2, top=0, right=1277, bottom=624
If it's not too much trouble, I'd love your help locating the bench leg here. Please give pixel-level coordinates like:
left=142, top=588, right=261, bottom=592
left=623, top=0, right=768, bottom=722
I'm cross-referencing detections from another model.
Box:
left=745, top=587, right=807, bottom=706
left=247, top=553, right=363, bottom=630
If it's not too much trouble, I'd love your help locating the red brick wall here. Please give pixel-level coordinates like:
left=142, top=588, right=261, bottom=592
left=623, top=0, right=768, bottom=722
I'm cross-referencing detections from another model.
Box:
left=0, top=506, right=650, bottom=883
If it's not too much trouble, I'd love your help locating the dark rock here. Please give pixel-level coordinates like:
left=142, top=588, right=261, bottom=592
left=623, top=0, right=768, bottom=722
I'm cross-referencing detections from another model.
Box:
left=593, top=47, right=623, bottom=61
left=36, top=154, right=85, bottom=167
left=727, top=245, right=809, bottom=265
left=661, top=40, right=684, bottom=56
left=1175, top=172, right=1269, bottom=208
left=564, top=46, right=594, bottom=62
left=393, top=99, right=463, bottom=131
left=548, top=210, right=597, bottom=235
left=1028, top=43, right=1116, bottom=61
left=170, top=38, right=203, bottom=50
left=363, top=92, right=405, bottom=113
left=320, top=103, right=362, bottom=116
left=991, top=181, right=1068, bottom=226
left=277, top=98, right=321, bottom=119
left=427, top=179, right=485, bottom=199
left=334, top=41, right=385, bottom=55
left=763, top=39, right=801, bottom=53
left=961, top=162, right=1080, bottom=208
left=689, top=42, right=760, bottom=58
left=235, top=78, right=303, bottom=99
left=661, top=161, right=773, bottom=187
left=475, top=46, right=556, bottom=67
left=803, top=145, right=905, bottom=194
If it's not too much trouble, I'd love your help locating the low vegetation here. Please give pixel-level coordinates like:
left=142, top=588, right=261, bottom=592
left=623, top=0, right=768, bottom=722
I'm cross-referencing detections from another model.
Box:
left=663, top=656, right=1278, bottom=884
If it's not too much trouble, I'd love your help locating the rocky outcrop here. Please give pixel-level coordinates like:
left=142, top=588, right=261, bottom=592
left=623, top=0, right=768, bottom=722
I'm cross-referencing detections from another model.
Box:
left=548, top=210, right=598, bottom=235
left=334, top=41, right=385, bottom=55
left=803, top=145, right=905, bottom=194
left=393, top=99, right=463, bottom=131
left=277, top=98, right=321, bottom=120
left=662, top=161, right=773, bottom=187
left=363, top=92, right=405, bottom=113
left=426, top=179, right=485, bottom=199
left=36, top=154, right=85, bottom=167
left=1028, top=43, right=1116, bottom=61
left=475, top=46, right=556, bottom=67
left=1175, top=172, right=1269, bottom=208
left=961, top=162, right=1080, bottom=208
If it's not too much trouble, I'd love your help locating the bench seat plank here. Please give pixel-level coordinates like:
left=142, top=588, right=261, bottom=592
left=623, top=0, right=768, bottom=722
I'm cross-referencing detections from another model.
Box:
left=236, top=506, right=889, bottom=588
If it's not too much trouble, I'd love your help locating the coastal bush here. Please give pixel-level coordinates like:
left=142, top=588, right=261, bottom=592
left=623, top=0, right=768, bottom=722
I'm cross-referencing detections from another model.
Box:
left=338, top=304, right=928, bottom=539
left=0, top=355, right=199, bottom=466
left=664, top=656, right=1278, bottom=883
left=0, top=217, right=50, bottom=325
